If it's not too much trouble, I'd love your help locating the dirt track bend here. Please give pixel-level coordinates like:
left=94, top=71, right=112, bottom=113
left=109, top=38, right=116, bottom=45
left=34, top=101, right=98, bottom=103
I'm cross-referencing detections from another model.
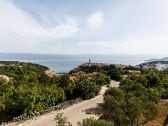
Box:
left=7, top=81, right=119, bottom=126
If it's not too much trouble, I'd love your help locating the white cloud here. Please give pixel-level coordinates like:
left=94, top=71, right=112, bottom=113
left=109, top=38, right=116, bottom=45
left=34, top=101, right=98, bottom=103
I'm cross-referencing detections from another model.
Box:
left=75, top=37, right=168, bottom=55
left=0, top=0, right=49, bottom=38
left=86, top=11, right=104, bottom=29
left=115, top=37, right=168, bottom=55
left=1, top=0, right=168, bottom=55
left=0, top=0, right=79, bottom=52
left=77, top=41, right=116, bottom=47
left=50, top=16, right=79, bottom=38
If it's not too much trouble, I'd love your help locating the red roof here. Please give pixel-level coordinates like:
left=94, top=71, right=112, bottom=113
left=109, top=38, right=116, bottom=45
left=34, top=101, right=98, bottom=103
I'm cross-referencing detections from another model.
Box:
left=128, top=70, right=141, bottom=74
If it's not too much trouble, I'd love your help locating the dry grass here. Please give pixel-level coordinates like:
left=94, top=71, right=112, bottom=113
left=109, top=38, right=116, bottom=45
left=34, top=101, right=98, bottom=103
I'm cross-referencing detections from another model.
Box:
left=145, top=100, right=168, bottom=126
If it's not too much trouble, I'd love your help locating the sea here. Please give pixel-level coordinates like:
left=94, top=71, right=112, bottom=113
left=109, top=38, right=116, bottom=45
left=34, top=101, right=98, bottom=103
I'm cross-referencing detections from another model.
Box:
left=0, top=53, right=164, bottom=73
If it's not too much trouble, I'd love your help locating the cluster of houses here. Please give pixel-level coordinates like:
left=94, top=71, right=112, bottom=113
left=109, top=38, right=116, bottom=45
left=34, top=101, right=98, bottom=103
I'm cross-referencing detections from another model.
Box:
left=128, top=70, right=141, bottom=75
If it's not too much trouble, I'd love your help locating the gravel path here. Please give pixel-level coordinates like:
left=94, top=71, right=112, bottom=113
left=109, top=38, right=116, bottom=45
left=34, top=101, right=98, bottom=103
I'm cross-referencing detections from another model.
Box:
left=6, top=81, right=119, bottom=126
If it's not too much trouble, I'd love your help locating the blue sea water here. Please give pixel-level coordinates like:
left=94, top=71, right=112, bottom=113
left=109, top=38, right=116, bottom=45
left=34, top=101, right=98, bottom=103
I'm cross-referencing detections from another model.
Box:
left=0, top=53, right=163, bottom=73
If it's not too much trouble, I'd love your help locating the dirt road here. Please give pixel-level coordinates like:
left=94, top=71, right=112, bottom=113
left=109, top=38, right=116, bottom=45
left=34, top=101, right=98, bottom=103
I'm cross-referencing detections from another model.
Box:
left=7, top=81, right=119, bottom=126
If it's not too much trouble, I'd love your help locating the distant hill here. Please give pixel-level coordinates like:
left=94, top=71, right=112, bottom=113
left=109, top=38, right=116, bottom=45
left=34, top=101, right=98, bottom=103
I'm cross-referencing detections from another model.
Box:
left=140, top=60, right=168, bottom=71
left=147, top=57, right=168, bottom=62
left=0, top=61, right=49, bottom=77
left=69, top=62, right=112, bottom=73
left=143, top=57, right=168, bottom=70
left=69, top=61, right=140, bottom=74
left=161, top=57, right=168, bottom=61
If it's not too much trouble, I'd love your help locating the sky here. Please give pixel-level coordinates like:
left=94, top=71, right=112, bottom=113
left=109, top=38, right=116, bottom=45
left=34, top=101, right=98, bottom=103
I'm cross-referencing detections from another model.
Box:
left=1, top=0, right=168, bottom=55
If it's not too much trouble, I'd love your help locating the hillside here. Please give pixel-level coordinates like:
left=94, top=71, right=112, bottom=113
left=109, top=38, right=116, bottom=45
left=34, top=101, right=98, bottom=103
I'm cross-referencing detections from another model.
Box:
left=140, top=61, right=168, bottom=71
left=69, top=61, right=133, bottom=74
left=0, top=61, right=111, bottom=124
left=147, top=57, right=168, bottom=62
left=0, top=61, right=49, bottom=77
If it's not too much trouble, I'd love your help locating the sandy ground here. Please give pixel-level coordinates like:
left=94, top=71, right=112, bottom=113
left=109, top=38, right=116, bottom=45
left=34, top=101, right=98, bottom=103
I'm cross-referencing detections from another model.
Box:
left=5, top=81, right=119, bottom=126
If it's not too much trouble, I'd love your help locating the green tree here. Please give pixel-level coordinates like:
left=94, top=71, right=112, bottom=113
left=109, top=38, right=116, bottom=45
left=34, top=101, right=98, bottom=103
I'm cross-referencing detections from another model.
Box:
left=103, top=86, right=159, bottom=126
left=108, top=65, right=121, bottom=81
left=104, top=88, right=126, bottom=125
left=92, top=73, right=110, bottom=86
left=146, top=72, right=160, bottom=87
left=78, top=118, right=114, bottom=126
left=75, top=77, right=99, bottom=99
left=54, top=113, right=72, bottom=126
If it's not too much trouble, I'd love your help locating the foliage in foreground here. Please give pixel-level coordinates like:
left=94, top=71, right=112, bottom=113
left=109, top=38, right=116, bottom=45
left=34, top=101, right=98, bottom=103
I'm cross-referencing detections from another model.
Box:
left=78, top=118, right=114, bottom=126
left=0, top=62, right=110, bottom=123
left=103, top=70, right=168, bottom=126
left=54, top=113, right=72, bottom=126
left=54, top=113, right=113, bottom=126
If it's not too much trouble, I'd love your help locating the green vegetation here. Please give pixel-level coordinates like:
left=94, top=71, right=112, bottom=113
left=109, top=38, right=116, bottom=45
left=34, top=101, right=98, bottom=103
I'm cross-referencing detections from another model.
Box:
left=70, top=63, right=122, bottom=81
left=0, top=61, right=48, bottom=77
left=74, top=73, right=110, bottom=100
left=49, top=64, right=168, bottom=126
left=54, top=114, right=113, bottom=126
left=1, top=61, right=167, bottom=125
left=74, top=77, right=99, bottom=100
left=102, top=70, right=168, bottom=126
left=78, top=118, right=114, bottom=126
left=54, top=113, right=72, bottom=126
left=108, top=65, right=121, bottom=81
left=0, top=61, right=110, bottom=123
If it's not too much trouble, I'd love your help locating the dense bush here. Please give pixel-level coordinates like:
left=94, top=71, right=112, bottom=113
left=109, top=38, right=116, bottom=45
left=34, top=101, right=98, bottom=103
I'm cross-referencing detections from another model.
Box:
left=54, top=113, right=72, bottom=126
left=74, top=77, right=99, bottom=100
left=102, top=70, right=168, bottom=125
left=0, top=62, right=110, bottom=123
left=108, top=65, right=121, bottom=81
left=0, top=82, right=65, bottom=122
left=91, top=73, right=110, bottom=86
left=79, top=118, right=114, bottom=126
left=103, top=87, right=159, bottom=125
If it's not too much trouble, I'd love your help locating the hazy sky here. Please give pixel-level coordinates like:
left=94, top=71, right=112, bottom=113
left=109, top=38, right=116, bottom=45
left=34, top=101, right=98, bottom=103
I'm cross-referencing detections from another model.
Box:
left=1, top=0, right=168, bottom=55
